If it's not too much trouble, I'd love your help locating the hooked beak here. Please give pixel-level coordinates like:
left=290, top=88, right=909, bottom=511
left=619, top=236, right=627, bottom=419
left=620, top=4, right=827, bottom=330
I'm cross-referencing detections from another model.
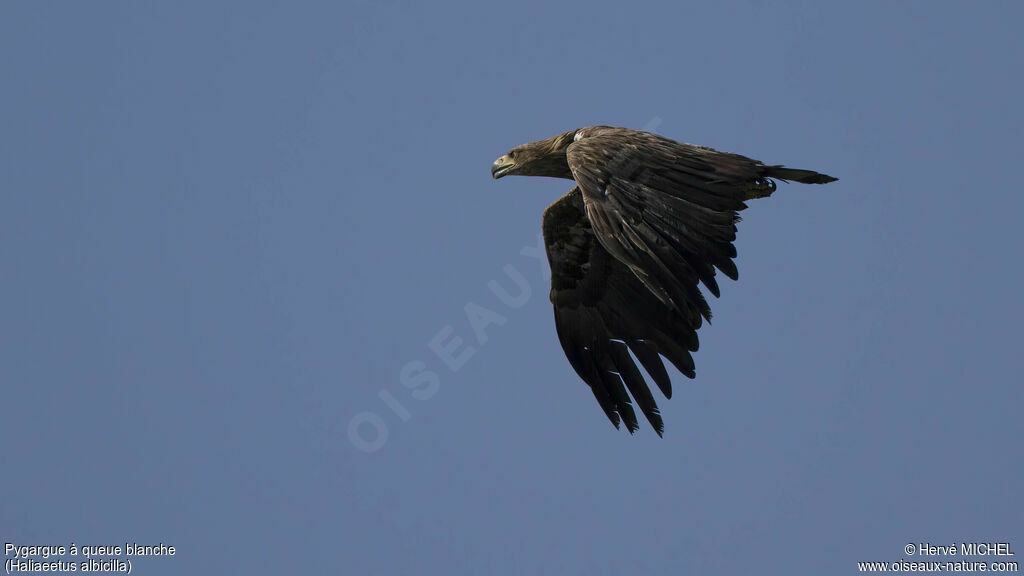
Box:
left=491, top=154, right=515, bottom=179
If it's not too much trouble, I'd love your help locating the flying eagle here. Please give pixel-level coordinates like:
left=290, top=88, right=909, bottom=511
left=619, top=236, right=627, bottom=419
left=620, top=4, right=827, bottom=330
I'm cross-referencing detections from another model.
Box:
left=491, top=126, right=837, bottom=436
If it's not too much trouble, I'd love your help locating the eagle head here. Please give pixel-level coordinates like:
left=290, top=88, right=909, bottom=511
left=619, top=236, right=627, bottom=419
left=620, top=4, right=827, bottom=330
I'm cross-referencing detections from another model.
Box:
left=491, top=129, right=578, bottom=180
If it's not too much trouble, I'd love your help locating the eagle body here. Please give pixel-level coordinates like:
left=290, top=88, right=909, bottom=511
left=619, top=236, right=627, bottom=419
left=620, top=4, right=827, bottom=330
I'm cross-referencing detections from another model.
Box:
left=491, top=126, right=837, bottom=435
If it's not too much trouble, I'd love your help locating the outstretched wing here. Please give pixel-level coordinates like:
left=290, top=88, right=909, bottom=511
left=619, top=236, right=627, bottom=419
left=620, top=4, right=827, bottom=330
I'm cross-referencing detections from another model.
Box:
left=544, top=188, right=700, bottom=436
left=566, top=126, right=778, bottom=327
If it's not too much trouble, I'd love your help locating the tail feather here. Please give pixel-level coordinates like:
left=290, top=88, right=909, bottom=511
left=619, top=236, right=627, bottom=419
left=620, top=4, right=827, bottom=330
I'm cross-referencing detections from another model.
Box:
left=765, top=166, right=838, bottom=184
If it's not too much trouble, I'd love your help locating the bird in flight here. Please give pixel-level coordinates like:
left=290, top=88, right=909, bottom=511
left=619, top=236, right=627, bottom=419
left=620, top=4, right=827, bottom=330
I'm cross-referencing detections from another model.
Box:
left=491, top=126, right=837, bottom=436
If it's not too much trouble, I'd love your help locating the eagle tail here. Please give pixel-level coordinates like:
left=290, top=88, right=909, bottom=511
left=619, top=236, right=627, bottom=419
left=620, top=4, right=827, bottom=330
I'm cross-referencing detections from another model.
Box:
left=765, top=166, right=838, bottom=184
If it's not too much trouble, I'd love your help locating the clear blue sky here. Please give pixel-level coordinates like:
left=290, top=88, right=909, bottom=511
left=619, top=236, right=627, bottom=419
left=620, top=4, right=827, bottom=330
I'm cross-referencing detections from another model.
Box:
left=2, top=2, right=1021, bottom=574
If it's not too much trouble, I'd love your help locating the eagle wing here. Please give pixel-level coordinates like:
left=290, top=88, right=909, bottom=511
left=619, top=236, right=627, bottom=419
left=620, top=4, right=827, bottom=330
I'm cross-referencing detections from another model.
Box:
left=544, top=188, right=701, bottom=436
left=566, top=126, right=774, bottom=327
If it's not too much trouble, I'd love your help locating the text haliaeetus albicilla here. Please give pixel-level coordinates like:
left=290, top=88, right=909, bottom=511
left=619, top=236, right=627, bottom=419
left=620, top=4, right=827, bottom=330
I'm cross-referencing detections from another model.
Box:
left=491, top=126, right=837, bottom=436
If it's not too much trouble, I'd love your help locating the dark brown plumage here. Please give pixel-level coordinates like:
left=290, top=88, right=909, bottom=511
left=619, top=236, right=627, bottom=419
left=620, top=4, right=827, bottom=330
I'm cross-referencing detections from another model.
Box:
left=491, top=126, right=837, bottom=435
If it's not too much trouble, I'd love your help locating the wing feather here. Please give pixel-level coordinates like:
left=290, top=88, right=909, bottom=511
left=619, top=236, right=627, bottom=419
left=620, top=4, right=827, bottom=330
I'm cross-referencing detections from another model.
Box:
left=544, top=188, right=701, bottom=435
left=566, top=127, right=761, bottom=318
